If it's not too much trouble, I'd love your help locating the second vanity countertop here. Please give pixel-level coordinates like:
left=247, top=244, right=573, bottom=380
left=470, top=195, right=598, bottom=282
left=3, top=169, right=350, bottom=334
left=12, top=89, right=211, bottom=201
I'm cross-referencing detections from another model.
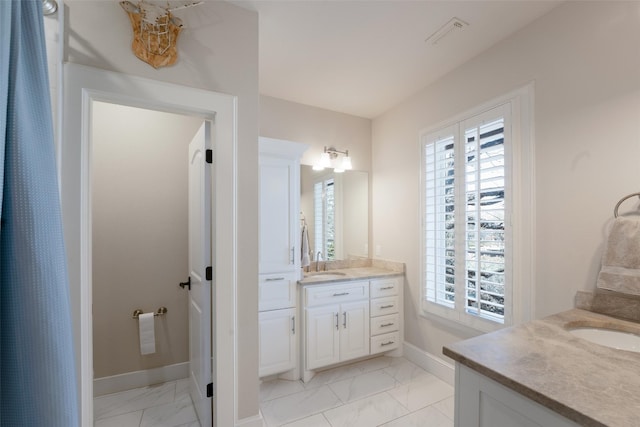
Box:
left=298, top=267, right=403, bottom=285
left=443, top=308, right=640, bottom=427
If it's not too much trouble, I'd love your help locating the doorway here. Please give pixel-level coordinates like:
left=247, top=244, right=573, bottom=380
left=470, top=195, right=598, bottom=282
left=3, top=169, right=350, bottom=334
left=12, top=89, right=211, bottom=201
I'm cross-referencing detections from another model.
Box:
left=91, top=101, right=208, bottom=425
left=61, top=64, right=237, bottom=427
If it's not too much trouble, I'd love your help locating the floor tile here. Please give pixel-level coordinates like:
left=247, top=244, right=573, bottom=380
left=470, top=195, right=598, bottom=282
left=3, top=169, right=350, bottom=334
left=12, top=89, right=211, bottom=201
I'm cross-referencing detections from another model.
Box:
left=328, top=370, right=397, bottom=403
left=94, top=410, right=142, bottom=427
left=380, top=405, right=454, bottom=427
left=140, top=399, right=198, bottom=427
left=433, top=395, right=455, bottom=420
left=281, top=413, right=331, bottom=427
left=261, top=379, right=306, bottom=402
left=94, top=381, right=176, bottom=420
left=383, top=359, right=430, bottom=384
left=322, top=391, right=409, bottom=427
left=303, top=356, right=396, bottom=389
left=260, top=385, right=341, bottom=426
left=387, top=373, right=454, bottom=412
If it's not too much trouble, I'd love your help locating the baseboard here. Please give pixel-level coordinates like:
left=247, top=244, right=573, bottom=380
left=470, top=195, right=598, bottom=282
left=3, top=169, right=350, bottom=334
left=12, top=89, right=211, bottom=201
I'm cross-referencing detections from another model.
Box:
left=402, top=341, right=455, bottom=386
left=236, top=412, right=265, bottom=427
left=94, top=362, right=189, bottom=397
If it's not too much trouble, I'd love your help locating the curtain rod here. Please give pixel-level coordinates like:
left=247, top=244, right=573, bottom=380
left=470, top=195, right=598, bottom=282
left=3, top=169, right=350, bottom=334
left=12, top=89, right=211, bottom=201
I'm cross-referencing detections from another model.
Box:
left=42, top=0, right=58, bottom=15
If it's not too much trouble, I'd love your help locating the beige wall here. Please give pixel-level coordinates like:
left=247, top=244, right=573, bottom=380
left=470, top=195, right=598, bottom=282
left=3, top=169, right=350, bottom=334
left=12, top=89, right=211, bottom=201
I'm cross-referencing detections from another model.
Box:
left=64, top=0, right=260, bottom=419
left=260, top=95, right=372, bottom=171
left=91, top=102, right=203, bottom=379
left=372, top=1, right=640, bottom=359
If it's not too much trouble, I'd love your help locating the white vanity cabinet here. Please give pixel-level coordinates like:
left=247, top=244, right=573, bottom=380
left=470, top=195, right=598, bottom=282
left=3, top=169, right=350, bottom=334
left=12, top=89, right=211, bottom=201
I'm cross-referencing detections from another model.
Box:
left=303, top=281, right=370, bottom=375
left=369, top=277, right=402, bottom=354
left=455, top=364, right=580, bottom=427
left=258, top=138, right=307, bottom=378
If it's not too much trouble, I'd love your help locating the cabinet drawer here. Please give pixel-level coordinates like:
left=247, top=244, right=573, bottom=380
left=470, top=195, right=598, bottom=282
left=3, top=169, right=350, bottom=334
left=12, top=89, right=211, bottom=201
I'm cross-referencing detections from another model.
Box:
left=370, top=296, right=399, bottom=317
left=259, top=273, right=297, bottom=311
left=370, top=277, right=400, bottom=298
left=305, top=281, right=369, bottom=307
left=370, top=313, right=399, bottom=336
left=370, top=332, right=400, bottom=354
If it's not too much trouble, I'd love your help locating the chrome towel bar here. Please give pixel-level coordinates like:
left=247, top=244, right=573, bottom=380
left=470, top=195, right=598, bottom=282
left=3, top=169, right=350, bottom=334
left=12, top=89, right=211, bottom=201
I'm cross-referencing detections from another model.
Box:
left=132, top=307, right=168, bottom=319
left=614, top=192, right=640, bottom=218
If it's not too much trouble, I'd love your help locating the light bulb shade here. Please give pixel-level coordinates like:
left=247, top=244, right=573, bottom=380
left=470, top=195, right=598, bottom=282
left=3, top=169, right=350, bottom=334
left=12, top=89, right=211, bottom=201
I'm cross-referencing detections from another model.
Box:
left=341, top=156, right=352, bottom=170
left=319, top=152, right=331, bottom=168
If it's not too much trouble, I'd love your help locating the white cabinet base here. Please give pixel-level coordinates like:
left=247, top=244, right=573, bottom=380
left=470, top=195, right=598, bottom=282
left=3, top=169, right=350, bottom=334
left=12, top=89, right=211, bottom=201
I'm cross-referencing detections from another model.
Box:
left=455, top=364, right=580, bottom=427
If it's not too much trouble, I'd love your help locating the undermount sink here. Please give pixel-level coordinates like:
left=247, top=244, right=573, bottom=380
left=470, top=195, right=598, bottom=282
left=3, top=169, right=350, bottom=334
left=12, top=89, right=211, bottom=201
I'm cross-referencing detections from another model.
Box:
left=568, top=327, right=640, bottom=352
left=304, top=271, right=348, bottom=280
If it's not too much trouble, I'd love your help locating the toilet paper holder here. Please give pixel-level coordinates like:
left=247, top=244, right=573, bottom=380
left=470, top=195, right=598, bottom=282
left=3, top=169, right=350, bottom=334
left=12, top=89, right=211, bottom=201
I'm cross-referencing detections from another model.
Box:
left=132, top=307, right=168, bottom=319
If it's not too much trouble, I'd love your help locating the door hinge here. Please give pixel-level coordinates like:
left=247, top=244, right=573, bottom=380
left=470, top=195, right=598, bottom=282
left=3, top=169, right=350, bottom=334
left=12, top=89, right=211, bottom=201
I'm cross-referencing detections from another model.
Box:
left=206, top=266, right=212, bottom=281
left=206, top=382, right=214, bottom=398
left=206, top=149, right=213, bottom=164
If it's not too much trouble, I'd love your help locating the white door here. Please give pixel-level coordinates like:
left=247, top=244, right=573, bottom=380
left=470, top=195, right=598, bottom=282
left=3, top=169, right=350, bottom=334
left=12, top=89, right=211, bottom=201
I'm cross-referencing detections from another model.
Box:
left=305, top=306, right=340, bottom=370
left=258, top=308, right=296, bottom=377
left=339, top=300, right=370, bottom=361
left=188, top=122, right=213, bottom=426
left=259, top=156, right=296, bottom=273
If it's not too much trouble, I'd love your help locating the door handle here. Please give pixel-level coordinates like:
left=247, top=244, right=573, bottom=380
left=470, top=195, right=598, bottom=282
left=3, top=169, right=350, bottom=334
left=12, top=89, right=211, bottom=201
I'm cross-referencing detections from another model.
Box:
left=179, top=276, right=191, bottom=291
left=291, top=315, right=295, bottom=334
left=335, top=312, right=339, bottom=330
left=343, top=311, right=347, bottom=329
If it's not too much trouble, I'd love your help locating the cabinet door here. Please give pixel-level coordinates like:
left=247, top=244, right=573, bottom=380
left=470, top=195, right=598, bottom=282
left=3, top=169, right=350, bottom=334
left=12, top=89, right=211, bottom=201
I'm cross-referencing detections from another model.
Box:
left=339, top=300, right=370, bottom=361
left=306, top=305, right=340, bottom=370
left=259, top=156, right=297, bottom=273
left=259, top=308, right=296, bottom=377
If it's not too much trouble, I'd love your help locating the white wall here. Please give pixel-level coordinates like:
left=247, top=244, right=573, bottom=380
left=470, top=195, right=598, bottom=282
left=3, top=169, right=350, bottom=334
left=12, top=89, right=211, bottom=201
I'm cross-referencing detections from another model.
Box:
left=261, top=95, right=372, bottom=171
left=372, top=1, right=640, bottom=358
left=62, top=0, right=260, bottom=421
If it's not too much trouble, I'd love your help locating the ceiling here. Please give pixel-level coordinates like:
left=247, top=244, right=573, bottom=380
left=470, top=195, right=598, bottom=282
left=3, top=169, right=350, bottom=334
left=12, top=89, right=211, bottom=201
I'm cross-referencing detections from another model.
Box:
left=232, top=0, right=562, bottom=119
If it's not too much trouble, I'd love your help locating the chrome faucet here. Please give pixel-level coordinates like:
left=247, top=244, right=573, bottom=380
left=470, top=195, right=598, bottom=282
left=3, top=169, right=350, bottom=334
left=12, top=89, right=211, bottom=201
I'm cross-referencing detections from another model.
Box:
left=316, top=251, right=323, bottom=272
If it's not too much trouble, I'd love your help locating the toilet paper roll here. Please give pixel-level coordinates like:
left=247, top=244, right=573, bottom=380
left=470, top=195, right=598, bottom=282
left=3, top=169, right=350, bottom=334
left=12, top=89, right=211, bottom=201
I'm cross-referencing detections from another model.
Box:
left=139, top=312, right=156, bottom=355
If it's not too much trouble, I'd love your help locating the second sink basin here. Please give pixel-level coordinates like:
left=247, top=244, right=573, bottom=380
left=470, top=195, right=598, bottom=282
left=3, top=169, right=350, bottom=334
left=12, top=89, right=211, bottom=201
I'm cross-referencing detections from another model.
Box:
left=569, top=327, right=640, bottom=352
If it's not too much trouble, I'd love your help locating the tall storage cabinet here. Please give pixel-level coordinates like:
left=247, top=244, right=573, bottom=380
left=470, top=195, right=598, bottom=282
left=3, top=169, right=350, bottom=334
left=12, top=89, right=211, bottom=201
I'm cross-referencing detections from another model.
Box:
left=258, top=137, right=307, bottom=378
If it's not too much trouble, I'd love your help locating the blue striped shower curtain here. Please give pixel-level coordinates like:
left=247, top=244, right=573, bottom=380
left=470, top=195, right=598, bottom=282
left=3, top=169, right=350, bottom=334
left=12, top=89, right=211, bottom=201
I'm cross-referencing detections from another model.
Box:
left=1, top=1, right=79, bottom=426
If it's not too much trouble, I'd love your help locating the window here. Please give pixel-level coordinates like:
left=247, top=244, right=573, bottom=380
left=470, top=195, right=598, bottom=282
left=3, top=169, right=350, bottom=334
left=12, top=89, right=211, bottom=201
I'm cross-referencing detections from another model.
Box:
left=314, top=176, right=336, bottom=260
left=420, top=86, right=533, bottom=331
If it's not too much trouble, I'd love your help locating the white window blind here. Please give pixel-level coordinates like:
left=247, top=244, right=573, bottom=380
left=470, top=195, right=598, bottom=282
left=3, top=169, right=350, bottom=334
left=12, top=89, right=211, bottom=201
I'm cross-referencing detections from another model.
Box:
left=463, top=115, right=507, bottom=322
left=422, top=104, right=514, bottom=328
left=424, top=130, right=456, bottom=309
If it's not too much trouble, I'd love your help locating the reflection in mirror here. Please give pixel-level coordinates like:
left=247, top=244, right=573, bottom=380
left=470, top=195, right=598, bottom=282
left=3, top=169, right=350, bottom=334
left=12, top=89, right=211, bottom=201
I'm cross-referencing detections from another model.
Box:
left=300, top=165, right=368, bottom=261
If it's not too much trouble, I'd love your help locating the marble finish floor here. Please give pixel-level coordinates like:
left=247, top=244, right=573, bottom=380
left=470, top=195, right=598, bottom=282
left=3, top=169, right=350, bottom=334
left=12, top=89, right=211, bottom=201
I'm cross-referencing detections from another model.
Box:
left=94, top=378, right=201, bottom=427
left=260, top=356, right=454, bottom=427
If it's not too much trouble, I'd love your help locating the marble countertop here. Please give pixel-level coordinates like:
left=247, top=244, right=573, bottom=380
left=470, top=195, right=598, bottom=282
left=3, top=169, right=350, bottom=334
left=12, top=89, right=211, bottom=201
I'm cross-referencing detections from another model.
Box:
left=443, top=309, right=640, bottom=427
left=298, top=267, right=403, bottom=285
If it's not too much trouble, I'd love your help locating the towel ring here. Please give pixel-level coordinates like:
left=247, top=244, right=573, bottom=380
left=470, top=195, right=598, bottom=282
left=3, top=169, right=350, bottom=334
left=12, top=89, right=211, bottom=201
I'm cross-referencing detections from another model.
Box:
left=613, top=192, right=640, bottom=218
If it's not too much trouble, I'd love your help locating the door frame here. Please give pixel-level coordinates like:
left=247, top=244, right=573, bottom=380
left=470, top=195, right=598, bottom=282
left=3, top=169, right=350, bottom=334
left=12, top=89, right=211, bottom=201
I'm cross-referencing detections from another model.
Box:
left=61, top=63, right=237, bottom=426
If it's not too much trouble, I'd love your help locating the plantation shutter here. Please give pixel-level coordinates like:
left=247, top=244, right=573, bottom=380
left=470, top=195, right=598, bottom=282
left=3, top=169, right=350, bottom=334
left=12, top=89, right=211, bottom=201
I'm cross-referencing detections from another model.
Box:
left=423, top=127, right=456, bottom=308
left=423, top=104, right=510, bottom=325
left=463, top=106, right=509, bottom=323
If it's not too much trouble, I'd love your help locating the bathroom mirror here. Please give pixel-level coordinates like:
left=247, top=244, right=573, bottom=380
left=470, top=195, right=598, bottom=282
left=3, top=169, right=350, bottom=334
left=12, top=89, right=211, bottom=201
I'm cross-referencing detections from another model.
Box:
left=300, top=165, right=369, bottom=261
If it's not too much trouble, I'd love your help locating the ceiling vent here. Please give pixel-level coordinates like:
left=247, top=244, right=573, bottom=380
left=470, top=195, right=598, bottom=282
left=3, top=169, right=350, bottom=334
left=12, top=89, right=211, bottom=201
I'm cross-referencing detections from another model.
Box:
left=425, top=17, right=469, bottom=45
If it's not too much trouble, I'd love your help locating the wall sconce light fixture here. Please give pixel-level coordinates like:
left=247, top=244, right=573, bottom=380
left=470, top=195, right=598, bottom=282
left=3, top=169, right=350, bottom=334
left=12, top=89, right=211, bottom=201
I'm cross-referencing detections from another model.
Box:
left=313, top=146, right=353, bottom=173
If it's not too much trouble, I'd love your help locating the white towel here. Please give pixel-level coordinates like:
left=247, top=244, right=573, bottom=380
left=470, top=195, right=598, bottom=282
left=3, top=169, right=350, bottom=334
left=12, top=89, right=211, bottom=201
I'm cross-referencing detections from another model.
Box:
left=139, top=312, right=156, bottom=355
left=597, top=216, right=640, bottom=295
left=301, top=224, right=311, bottom=268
